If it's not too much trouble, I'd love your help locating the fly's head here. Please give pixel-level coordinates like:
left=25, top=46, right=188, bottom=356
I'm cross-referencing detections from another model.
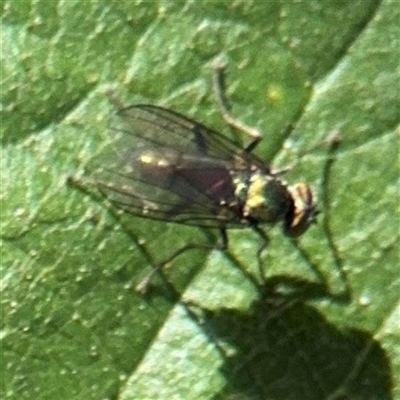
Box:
left=284, top=183, right=318, bottom=237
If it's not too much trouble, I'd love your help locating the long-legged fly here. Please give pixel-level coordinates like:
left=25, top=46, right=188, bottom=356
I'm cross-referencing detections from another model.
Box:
left=70, top=65, right=337, bottom=294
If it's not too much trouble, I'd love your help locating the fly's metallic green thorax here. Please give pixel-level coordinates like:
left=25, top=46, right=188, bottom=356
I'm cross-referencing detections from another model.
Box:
left=245, top=173, right=291, bottom=224
left=232, top=170, right=291, bottom=224
left=230, top=167, right=317, bottom=235
left=89, top=103, right=318, bottom=238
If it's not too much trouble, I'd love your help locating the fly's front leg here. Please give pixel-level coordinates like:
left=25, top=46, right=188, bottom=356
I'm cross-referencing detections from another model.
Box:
left=319, top=132, right=350, bottom=301
left=136, top=228, right=229, bottom=294
left=213, top=63, right=262, bottom=153
left=274, top=130, right=342, bottom=176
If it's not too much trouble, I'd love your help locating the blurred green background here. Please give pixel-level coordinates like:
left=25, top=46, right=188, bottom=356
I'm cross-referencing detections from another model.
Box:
left=1, top=1, right=399, bottom=399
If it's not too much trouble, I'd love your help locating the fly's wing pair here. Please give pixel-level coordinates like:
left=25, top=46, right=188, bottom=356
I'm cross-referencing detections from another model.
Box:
left=89, top=105, right=268, bottom=228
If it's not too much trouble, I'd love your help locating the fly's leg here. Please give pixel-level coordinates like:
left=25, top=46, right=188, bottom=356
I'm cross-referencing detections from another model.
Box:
left=273, top=130, right=342, bottom=176
left=67, top=175, right=164, bottom=289
left=104, top=89, right=127, bottom=109
left=250, top=225, right=270, bottom=286
left=136, top=228, right=229, bottom=295
left=213, top=64, right=298, bottom=153
left=213, top=64, right=342, bottom=174
left=288, top=133, right=350, bottom=302
left=213, top=63, right=262, bottom=153
left=67, top=176, right=226, bottom=296
left=319, top=133, right=351, bottom=301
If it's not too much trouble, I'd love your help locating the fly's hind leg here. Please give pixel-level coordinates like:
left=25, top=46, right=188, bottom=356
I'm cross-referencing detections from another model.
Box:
left=213, top=64, right=341, bottom=170
left=213, top=63, right=262, bottom=153
left=136, top=228, right=229, bottom=295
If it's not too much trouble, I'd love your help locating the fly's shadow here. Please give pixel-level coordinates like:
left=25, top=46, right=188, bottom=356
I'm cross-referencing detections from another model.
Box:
left=183, top=291, right=392, bottom=400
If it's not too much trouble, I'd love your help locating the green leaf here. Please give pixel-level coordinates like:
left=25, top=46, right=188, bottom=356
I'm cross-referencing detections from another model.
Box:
left=1, top=1, right=399, bottom=400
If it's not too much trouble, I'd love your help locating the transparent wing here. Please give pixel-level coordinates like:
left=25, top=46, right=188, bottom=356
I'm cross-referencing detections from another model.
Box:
left=110, top=105, right=261, bottom=161
left=88, top=105, right=268, bottom=228
left=94, top=171, right=243, bottom=228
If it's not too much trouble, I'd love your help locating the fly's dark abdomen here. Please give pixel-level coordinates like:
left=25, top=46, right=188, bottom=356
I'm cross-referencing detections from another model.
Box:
left=136, top=150, right=235, bottom=205
left=134, top=149, right=241, bottom=223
